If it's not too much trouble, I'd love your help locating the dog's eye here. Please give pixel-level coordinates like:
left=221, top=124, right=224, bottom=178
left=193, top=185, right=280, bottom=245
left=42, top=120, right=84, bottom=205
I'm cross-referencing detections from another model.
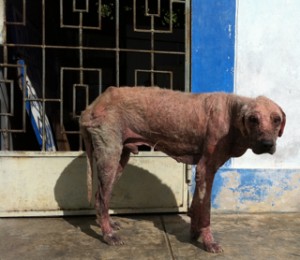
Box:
left=248, top=115, right=259, bottom=125
left=273, top=116, right=281, bottom=125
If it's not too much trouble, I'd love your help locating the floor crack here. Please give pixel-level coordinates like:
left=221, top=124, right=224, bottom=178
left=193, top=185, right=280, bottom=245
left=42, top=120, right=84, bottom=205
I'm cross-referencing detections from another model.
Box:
left=160, top=216, right=175, bottom=260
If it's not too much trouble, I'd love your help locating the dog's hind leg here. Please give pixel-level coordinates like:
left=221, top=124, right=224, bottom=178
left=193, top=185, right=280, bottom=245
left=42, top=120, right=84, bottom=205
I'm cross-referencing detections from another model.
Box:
left=80, top=126, right=94, bottom=204
left=116, top=148, right=131, bottom=181
left=88, top=126, right=125, bottom=245
left=107, top=148, right=131, bottom=231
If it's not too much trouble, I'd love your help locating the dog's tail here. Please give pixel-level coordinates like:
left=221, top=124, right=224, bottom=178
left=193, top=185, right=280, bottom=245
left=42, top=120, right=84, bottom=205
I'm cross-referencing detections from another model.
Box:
left=80, top=114, right=94, bottom=205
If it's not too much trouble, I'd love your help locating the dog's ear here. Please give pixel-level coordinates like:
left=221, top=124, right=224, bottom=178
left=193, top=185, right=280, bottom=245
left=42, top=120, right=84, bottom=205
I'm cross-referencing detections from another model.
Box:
left=237, top=104, right=248, bottom=136
left=278, top=109, right=286, bottom=137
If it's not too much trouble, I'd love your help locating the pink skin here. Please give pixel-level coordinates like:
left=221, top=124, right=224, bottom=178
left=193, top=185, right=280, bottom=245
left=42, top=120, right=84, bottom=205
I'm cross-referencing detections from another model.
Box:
left=188, top=156, right=226, bottom=253
left=80, top=87, right=286, bottom=252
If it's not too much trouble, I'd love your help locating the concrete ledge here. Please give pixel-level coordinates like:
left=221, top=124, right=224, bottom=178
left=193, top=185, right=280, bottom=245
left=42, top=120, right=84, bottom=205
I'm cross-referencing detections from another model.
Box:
left=0, top=152, right=188, bottom=217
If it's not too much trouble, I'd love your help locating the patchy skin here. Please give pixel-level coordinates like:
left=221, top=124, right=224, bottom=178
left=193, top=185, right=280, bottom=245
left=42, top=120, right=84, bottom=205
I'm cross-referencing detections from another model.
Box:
left=199, top=181, right=207, bottom=202
left=79, top=86, right=286, bottom=253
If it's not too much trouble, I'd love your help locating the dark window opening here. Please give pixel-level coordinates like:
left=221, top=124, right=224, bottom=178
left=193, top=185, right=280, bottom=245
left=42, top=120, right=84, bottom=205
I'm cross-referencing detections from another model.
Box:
left=0, top=0, right=189, bottom=151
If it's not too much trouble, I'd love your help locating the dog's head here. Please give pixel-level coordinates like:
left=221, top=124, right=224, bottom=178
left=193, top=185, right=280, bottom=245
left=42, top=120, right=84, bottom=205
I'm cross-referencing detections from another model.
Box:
left=238, top=96, right=286, bottom=155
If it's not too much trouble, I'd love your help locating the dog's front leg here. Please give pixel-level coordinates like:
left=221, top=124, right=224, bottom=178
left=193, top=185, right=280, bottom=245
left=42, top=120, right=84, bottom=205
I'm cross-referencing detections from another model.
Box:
left=189, top=157, right=223, bottom=253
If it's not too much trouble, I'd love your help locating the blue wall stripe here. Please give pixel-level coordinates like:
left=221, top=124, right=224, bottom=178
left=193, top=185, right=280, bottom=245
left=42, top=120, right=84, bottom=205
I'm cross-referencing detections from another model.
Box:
left=190, top=1, right=236, bottom=197
left=191, top=0, right=236, bottom=93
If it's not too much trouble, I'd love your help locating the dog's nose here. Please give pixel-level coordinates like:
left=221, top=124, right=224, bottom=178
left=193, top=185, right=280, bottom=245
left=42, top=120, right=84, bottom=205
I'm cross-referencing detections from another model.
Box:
left=261, top=140, right=274, bottom=150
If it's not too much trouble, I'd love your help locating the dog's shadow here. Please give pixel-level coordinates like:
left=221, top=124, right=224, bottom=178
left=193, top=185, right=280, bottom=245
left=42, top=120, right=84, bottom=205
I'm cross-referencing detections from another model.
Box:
left=54, top=156, right=194, bottom=246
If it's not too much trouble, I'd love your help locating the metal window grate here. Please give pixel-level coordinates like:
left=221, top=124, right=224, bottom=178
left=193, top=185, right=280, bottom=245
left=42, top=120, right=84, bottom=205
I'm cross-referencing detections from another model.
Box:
left=0, top=0, right=190, bottom=151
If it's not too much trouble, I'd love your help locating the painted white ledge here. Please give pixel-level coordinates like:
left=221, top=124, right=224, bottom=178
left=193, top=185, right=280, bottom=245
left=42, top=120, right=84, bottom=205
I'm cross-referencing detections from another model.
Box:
left=0, top=152, right=188, bottom=217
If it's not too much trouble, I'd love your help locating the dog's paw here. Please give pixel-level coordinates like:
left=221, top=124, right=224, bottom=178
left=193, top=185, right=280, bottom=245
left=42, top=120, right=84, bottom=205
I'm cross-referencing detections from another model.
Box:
left=96, top=218, right=121, bottom=231
left=190, top=228, right=223, bottom=253
left=103, top=233, right=124, bottom=246
left=203, top=242, right=223, bottom=253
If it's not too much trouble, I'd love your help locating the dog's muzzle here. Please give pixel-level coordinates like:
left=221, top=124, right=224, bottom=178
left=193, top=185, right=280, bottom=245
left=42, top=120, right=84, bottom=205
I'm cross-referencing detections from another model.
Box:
left=252, top=139, right=276, bottom=155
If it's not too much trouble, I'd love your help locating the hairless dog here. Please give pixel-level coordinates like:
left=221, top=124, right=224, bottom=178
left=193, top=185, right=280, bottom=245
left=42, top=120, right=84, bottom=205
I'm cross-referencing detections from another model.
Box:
left=80, top=86, right=286, bottom=253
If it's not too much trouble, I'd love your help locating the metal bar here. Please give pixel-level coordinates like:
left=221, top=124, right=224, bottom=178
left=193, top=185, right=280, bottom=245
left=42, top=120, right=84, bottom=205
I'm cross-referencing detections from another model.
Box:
left=0, top=129, right=26, bottom=133
left=60, top=67, right=64, bottom=135
left=3, top=44, right=185, bottom=55
left=115, top=0, right=119, bottom=87
left=61, top=131, right=81, bottom=135
left=79, top=12, right=83, bottom=84
left=185, top=0, right=191, bottom=92
left=42, top=0, right=46, bottom=151
left=23, top=98, right=62, bottom=102
left=21, top=65, right=26, bottom=133
left=151, top=15, right=154, bottom=85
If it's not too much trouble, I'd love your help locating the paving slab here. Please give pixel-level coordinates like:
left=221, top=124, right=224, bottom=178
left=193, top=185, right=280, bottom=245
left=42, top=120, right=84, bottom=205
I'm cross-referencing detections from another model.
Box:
left=0, top=215, right=172, bottom=260
left=163, top=214, right=300, bottom=259
left=0, top=214, right=300, bottom=259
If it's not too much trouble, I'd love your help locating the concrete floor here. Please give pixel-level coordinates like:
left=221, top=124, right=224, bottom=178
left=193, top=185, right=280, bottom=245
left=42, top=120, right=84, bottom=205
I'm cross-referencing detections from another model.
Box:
left=0, top=213, right=300, bottom=260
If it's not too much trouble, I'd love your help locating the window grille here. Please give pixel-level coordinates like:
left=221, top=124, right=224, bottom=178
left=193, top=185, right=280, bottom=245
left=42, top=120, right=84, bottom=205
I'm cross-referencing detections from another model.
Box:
left=0, top=0, right=190, bottom=151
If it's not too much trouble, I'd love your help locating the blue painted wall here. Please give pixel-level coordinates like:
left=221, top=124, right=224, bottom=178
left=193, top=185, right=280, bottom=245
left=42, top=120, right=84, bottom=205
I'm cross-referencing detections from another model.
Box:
left=212, top=169, right=300, bottom=212
left=191, top=0, right=235, bottom=93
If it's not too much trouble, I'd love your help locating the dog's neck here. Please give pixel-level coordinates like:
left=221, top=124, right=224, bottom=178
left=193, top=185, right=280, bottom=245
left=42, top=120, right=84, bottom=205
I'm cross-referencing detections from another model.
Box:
left=228, top=95, right=253, bottom=157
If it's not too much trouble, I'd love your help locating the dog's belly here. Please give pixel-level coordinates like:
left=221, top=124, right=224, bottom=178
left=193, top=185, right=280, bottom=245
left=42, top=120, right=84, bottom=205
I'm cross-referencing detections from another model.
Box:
left=123, top=135, right=203, bottom=164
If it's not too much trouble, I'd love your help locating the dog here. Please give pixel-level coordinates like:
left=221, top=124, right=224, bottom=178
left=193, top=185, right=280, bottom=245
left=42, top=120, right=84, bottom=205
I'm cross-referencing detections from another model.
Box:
left=79, top=86, right=286, bottom=253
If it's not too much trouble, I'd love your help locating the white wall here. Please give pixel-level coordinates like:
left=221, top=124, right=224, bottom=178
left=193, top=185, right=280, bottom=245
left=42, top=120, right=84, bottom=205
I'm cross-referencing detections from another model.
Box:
left=234, top=0, right=300, bottom=168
